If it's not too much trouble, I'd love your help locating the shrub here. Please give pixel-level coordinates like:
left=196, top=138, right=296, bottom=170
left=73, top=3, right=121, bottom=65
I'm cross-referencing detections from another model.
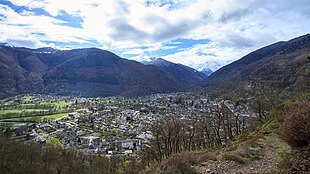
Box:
left=280, top=95, right=310, bottom=148
left=279, top=94, right=310, bottom=173
left=159, top=152, right=197, bottom=174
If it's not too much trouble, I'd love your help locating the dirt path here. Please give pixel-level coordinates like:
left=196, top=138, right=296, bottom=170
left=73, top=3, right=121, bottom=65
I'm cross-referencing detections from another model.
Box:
left=196, top=134, right=279, bottom=174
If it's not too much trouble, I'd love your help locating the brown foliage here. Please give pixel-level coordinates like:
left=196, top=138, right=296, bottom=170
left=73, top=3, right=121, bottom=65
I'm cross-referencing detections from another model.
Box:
left=0, top=137, right=121, bottom=174
left=279, top=94, right=310, bottom=173
left=280, top=95, right=310, bottom=148
left=144, top=104, right=246, bottom=166
left=154, top=152, right=197, bottom=174
left=280, top=149, right=310, bottom=174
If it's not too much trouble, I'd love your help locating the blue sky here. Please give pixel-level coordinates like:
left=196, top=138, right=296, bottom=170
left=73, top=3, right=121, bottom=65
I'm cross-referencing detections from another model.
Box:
left=0, top=0, right=309, bottom=70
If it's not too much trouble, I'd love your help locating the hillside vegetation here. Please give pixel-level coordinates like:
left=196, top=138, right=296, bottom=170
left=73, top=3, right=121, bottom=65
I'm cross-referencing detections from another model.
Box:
left=205, top=34, right=310, bottom=99
left=146, top=93, right=310, bottom=174
left=145, top=33, right=310, bottom=172
left=0, top=47, right=183, bottom=98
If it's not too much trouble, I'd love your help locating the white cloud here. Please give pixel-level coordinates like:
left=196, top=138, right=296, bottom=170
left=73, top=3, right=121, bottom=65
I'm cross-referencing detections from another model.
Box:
left=1, top=0, right=309, bottom=69
left=122, top=48, right=145, bottom=55
left=162, top=42, right=244, bottom=70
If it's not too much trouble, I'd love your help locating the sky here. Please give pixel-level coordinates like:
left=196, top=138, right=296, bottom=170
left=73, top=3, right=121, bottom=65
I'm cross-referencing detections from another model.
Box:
left=0, top=0, right=309, bottom=70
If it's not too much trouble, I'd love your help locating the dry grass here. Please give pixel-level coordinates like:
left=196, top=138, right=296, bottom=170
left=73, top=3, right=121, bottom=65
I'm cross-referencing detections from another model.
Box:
left=222, top=153, right=246, bottom=164
left=151, top=152, right=197, bottom=174
left=197, top=153, right=218, bottom=163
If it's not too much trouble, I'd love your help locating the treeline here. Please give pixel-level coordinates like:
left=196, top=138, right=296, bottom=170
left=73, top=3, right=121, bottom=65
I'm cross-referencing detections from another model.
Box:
left=0, top=137, right=124, bottom=174
left=142, top=101, right=248, bottom=165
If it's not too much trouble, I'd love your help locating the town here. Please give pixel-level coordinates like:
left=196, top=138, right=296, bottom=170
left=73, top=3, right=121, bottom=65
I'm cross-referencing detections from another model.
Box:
left=0, top=92, right=256, bottom=159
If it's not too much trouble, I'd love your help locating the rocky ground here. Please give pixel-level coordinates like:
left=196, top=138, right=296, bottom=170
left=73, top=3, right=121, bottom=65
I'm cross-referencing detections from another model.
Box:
left=196, top=134, right=279, bottom=174
left=195, top=119, right=289, bottom=174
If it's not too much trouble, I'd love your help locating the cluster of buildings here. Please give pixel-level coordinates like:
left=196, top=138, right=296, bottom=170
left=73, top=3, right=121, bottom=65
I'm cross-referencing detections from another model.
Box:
left=2, top=92, right=256, bottom=158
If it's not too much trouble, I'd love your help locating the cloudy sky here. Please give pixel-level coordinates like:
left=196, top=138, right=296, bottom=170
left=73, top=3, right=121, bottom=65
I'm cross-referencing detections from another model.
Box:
left=0, top=0, right=309, bottom=70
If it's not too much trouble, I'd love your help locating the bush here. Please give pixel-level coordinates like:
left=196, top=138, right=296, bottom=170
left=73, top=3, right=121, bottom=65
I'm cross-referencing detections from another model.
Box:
left=278, top=94, right=310, bottom=173
left=280, top=95, right=310, bottom=148
left=158, top=152, right=197, bottom=174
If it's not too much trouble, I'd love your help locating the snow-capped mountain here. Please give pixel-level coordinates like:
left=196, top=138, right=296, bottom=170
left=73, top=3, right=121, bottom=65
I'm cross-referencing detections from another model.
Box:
left=196, top=60, right=234, bottom=76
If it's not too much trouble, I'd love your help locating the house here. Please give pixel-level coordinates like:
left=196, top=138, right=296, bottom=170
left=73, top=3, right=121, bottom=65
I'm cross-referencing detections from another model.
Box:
left=80, top=136, right=101, bottom=148
left=28, top=123, right=37, bottom=129
left=34, top=136, right=46, bottom=144
left=139, top=108, right=149, bottom=114
left=50, top=129, right=63, bottom=138
left=124, top=150, right=133, bottom=155
left=121, top=139, right=135, bottom=149
left=42, top=124, right=56, bottom=133
left=68, top=112, right=78, bottom=117
left=15, top=126, right=28, bottom=136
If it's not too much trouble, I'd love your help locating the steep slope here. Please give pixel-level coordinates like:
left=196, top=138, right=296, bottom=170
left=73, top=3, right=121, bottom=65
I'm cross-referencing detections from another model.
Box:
left=204, top=34, right=310, bottom=96
left=41, top=49, right=182, bottom=97
left=0, top=47, right=48, bottom=97
left=144, top=58, right=206, bottom=87
left=0, top=47, right=182, bottom=98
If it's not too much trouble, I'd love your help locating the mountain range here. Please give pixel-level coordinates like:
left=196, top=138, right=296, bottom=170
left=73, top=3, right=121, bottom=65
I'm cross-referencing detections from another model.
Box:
left=204, top=34, right=310, bottom=96
left=142, top=58, right=206, bottom=87
left=0, top=34, right=309, bottom=98
left=0, top=47, right=185, bottom=98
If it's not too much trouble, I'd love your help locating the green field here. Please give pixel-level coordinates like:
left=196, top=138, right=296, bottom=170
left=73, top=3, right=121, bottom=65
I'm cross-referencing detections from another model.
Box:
left=40, top=101, right=72, bottom=107
left=0, top=109, right=51, bottom=120
left=19, top=101, right=72, bottom=108
left=0, top=113, right=69, bottom=122
left=0, top=109, right=49, bottom=115
left=102, top=99, right=118, bottom=104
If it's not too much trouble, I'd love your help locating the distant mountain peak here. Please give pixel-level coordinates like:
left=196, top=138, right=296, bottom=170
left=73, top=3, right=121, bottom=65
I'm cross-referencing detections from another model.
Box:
left=143, top=57, right=206, bottom=87
left=145, top=57, right=173, bottom=67
left=33, top=47, right=58, bottom=54
left=199, top=67, right=213, bottom=76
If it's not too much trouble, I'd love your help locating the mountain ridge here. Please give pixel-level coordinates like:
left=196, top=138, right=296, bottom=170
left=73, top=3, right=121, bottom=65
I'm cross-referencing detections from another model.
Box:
left=0, top=46, right=185, bottom=98
left=143, top=57, right=207, bottom=87
left=204, top=33, right=310, bottom=97
left=1, top=34, right=309, bottom=99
